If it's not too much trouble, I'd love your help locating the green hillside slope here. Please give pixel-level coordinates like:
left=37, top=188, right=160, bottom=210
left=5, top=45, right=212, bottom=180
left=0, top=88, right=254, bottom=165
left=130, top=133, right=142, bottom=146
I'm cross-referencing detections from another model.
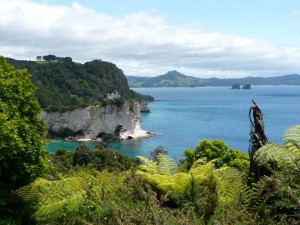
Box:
left=7, top=56, right=154, bottom=112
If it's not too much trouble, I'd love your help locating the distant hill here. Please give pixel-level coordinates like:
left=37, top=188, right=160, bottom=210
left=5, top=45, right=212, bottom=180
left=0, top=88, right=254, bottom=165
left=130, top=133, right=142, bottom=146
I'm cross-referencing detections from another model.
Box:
left=127, top=71, right=300, bottom=87
left=127, top=70, right=210, bottom=87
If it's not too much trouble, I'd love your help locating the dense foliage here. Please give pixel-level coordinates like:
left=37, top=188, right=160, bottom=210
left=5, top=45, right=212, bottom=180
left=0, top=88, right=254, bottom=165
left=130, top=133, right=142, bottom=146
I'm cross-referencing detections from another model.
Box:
left=72, top=145, right=140, bottom=171
left=7, top=56, right=154, bottom=112
left=0, top=57, right=47, bottom=223
left=0, top=57, right=47, bottom=188
left=180, top=140, right=250, bottom=171
left=3, top=131, right=300, bottom=225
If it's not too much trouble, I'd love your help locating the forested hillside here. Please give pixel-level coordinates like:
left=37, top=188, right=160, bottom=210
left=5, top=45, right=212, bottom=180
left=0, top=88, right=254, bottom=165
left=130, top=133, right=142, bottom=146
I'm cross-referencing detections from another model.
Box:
left=7, top=56, right=154, bottom=112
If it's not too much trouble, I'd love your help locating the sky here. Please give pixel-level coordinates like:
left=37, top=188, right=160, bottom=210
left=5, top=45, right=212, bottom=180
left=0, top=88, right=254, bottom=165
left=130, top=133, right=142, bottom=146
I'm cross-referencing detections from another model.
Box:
left=1, top=0, right=300, bottom=78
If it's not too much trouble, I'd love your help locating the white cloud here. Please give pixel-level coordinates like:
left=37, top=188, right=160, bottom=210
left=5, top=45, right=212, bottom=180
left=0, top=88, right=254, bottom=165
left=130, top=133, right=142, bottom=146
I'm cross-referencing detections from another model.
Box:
left=1, top=0, right=300, bottom=78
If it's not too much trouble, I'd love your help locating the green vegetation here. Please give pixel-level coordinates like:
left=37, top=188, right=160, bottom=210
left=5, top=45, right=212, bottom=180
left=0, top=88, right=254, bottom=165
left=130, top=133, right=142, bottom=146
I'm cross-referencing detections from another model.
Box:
left=0, top=58, right=299, bottom=224
left=180, top=140, right=250, bottom=171
left=0, top=57, right=47, bottom=188
left=7, top=56, right=154, bottom=112
left=72, top=145, right=140, bottom=172
left=0, top=57, right=47, bottom=222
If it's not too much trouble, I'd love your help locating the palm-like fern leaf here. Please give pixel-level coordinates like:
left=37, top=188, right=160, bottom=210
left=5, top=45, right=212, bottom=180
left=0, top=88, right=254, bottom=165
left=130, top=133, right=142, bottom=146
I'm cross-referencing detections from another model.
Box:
left=254, top=143, right=299, bottom=172
left=137, top=156, right=158, bottom=174
left=283, top=125, right=300, bottom=145
left=13, top=168, right=124, bottom=224
left=157, top=154, right=177, bottom=175
left=246, top=177, right=272, bottom=211
left=215, top=167, right=248, bottom=204
left=283, top=125, right=300, bottom=160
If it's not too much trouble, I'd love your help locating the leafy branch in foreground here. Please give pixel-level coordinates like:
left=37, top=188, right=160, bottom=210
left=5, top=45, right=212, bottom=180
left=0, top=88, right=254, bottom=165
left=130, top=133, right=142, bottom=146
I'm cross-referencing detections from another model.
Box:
left=0, top=56, right=47, bottom=189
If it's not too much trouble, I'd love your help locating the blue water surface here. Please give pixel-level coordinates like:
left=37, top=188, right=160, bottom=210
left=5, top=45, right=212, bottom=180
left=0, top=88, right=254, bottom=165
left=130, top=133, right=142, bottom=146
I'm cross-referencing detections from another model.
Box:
left=46, top=86, right=300, bottom=161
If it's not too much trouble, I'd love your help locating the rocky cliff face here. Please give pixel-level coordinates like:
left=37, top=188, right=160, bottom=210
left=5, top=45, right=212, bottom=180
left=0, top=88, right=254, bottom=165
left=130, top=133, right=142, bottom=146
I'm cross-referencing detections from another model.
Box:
left=40, top=102, right=149, bottom=140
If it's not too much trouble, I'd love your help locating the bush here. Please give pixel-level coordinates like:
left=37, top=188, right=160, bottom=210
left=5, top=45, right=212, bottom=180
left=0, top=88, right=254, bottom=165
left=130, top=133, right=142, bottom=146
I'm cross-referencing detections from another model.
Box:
left=72, top=145, right=93, bottom=166
left=92, top=146, right=141, bottom=171
left=180, top=140, right=249, bottom=172
left=55, top=148, right=68, bottom=156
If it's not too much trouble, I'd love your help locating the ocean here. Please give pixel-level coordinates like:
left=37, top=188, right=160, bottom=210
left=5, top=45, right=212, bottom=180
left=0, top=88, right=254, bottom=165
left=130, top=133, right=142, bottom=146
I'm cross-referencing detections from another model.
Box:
left=46, top=86, right=300, bottom=161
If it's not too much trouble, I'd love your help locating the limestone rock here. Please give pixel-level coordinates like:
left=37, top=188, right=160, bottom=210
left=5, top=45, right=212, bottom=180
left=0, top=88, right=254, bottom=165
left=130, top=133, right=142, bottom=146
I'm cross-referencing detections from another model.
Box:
left=41, top=102, right=149, bottom=140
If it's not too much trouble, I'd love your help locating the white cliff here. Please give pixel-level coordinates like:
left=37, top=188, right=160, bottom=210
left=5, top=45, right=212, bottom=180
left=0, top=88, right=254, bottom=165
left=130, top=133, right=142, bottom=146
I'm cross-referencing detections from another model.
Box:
left=40, top=102, right=149, bottom=140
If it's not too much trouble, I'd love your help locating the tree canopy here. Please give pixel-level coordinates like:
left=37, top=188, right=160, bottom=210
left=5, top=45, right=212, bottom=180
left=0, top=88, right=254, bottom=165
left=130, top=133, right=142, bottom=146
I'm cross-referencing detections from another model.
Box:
left=0, top=56, right=47, bottom=188
left=7, top=56, right=154, bottom=112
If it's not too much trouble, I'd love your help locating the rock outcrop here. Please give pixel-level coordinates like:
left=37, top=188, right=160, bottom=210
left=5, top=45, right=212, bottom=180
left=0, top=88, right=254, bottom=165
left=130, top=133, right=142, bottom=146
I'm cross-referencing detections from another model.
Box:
left=140, top=101, right=151, bottom=112
left=41, top=102, right=149, bottom=140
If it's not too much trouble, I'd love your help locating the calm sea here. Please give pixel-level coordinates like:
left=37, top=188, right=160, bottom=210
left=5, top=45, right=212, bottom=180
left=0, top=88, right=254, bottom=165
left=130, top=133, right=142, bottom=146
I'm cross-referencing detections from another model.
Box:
left=46, top=86, right=300, bottom=161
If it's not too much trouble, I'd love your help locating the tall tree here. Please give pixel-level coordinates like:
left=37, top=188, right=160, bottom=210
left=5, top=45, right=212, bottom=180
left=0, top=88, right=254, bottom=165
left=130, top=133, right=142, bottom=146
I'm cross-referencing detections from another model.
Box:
left=0, top=56, right=47, bottom=189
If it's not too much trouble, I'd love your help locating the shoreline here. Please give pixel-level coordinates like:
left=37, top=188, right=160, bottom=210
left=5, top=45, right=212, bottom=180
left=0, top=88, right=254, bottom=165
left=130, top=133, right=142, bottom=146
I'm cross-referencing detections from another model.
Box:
left=49, top=130, right=156, bottom=144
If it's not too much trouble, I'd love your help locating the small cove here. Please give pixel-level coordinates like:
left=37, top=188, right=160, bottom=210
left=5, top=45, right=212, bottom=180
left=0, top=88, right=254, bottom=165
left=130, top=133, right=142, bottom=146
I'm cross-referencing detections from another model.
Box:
left=46, top=86, right=300, bottom=161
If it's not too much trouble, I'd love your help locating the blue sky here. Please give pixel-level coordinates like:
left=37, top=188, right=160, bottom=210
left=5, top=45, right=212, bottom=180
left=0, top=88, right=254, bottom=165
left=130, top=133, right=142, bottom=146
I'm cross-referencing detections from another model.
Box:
left=1, top=0, right=300, bottom=77
left=35, top=0, right=300, bottom=45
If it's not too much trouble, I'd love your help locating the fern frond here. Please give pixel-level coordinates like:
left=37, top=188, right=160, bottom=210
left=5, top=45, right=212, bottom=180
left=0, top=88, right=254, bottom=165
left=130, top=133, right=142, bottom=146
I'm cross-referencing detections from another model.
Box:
left=13, top=168, right=125, bottom=224
left=246, top=177, right=272, bottom=211
left=215, top=167, right=248, bottom=204
left=254, top=143, right=299, bottom=171
left=157, top=154, right=177, bottom=175
left=12, top=182, right=38, bottom=202
left=137, top=156, right=158, bottom=174
left=283, top=125, right=300, bottom=163
left=283, top=125, right=300, bottom=147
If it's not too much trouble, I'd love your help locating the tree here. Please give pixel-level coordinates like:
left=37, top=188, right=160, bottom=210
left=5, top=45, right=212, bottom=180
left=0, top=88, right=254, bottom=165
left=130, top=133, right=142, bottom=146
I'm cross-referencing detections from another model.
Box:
left=72, top=144, right=93, bottom=167
left=0, top=56, right=47, bottom=189
left=42, top=54, right=56, bottom=61
left=180, top=140, right=249, bottom=171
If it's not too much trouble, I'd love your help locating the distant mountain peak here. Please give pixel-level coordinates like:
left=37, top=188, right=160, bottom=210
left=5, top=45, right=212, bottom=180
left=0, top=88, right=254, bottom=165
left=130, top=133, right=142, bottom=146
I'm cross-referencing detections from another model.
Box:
left=166, top=70, right=180, bottom=74
left=161, top=70, right=186, bottom=79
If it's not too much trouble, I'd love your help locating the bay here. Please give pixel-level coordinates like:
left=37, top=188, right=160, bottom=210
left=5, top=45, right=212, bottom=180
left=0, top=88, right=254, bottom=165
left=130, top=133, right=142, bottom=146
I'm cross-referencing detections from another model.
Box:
left=46, top=86, right=300, bottom=161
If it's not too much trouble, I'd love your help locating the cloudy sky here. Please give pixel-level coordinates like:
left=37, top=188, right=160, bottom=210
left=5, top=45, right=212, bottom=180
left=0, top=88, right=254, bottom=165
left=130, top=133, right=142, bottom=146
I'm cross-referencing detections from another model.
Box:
left=1, top=0, right=300, bottom=78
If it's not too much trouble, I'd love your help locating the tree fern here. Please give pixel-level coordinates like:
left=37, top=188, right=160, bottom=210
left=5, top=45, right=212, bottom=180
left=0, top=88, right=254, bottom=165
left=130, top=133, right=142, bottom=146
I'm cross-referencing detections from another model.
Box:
left=157, top=154, right=177, bottom=175
left=283, top=125, right=300, bottom=146
left=246, top=177, right=271, bottom=210
left=137, top=156, right=217, bottom=201
left=249, top=125, right=300, bottom=223
left=214, top=167, right=248, bottom=205
left=137, top=156, right=158, bottom=174
left=13, top=168, right=124, bottom=224
left=255, top=142, right=300, bottom=173
left=283, top=125, right=300, bottom=161
left=254, top=143, right=299, bottom=171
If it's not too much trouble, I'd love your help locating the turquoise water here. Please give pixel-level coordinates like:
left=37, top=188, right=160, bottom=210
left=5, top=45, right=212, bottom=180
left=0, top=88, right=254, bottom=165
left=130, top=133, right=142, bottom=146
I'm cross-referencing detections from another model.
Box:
left=46, top=86, right=300, bottom=161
